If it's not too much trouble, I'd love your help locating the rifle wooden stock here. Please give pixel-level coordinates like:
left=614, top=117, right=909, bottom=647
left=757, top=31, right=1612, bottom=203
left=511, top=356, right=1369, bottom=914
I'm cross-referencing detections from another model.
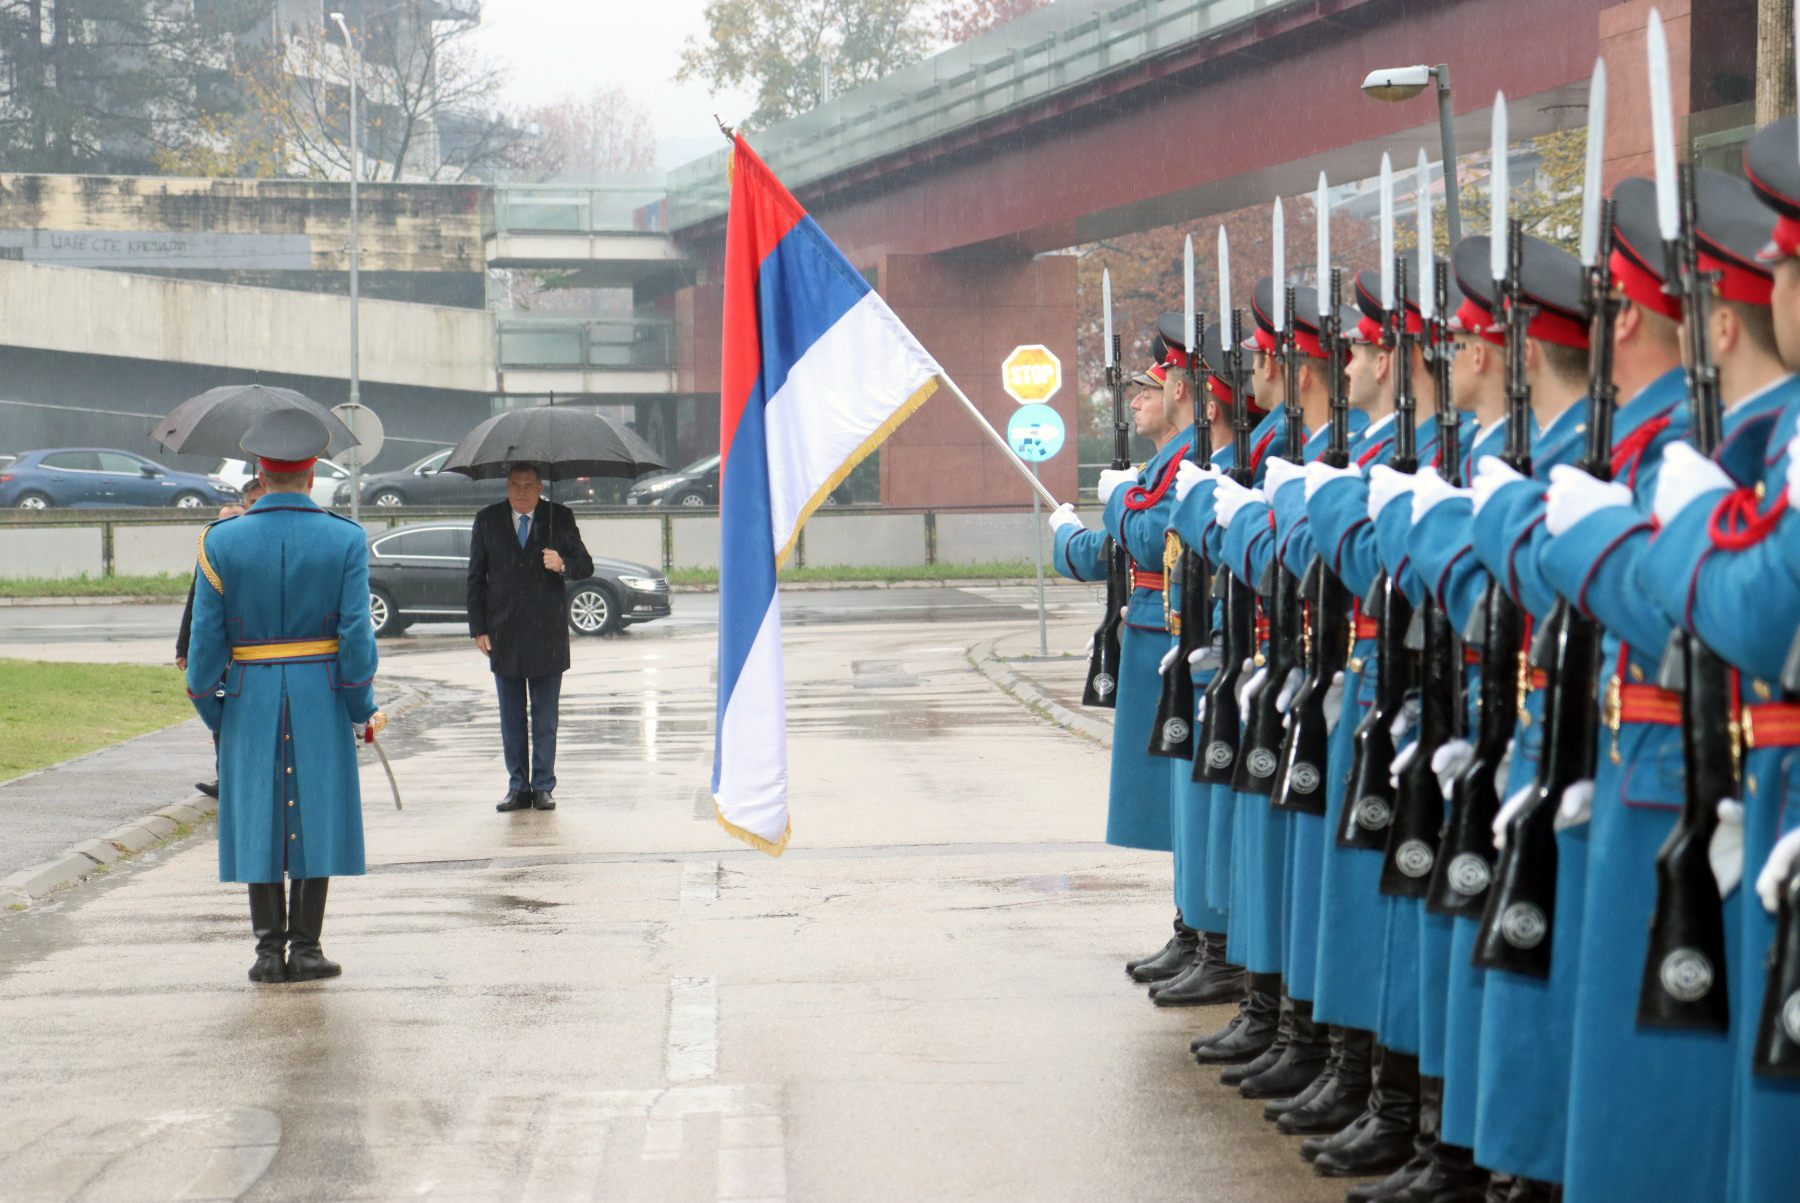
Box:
left=1149, top=537, right=1207, bottom=759
left=1337, top=575, right=1414, bottom=848
left=1274, top=559, right=1347, bottom=816
left=1195, top=562, right=1252, bottom=785
left=1381, top=599, right=1460, bottom=896
left=1082, top=337, right=1131, bottom=709
left=1754, top=861, right=1800, bottom=1077
left=1235, top=560, right=1299, bottom=795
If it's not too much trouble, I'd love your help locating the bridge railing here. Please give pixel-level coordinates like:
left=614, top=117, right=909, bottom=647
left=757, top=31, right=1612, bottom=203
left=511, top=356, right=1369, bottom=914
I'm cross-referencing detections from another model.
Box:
left=495, top=316, right=676, bottom=371
left=665, top=0, right=1303, bottom=229
left=490, top=180, right=672, bottom=236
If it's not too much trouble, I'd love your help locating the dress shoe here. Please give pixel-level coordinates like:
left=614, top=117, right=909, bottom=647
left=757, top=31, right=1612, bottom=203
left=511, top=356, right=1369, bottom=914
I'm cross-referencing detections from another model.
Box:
left=1153, top=933, right=1243, bottom=1005
left=533, top=790, right=556, bottom=810
left=1128, top=913, right=1198, bottom=981
left=197, top=780, right=219, bottom=798
left=1312, top=1048, right=1420, bottom=1178
left=496, top=789, right=534, bottom=812
left=285, top=877, right=341, bottom=981
left=1279, top=1026, right=1374, bottom=1135
left=246, top=882, right=286, bottom=983
left=1195, top=973, right=1279, bottom=1064
left=1239, top=998, right=1329, bottom=1099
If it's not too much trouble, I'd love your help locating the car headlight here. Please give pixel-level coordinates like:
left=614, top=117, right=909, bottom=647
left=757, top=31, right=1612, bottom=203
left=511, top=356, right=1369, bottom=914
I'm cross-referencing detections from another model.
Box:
left=618, top=574, right=661, bottom=591
left=642, top=478, right=677, bottom=492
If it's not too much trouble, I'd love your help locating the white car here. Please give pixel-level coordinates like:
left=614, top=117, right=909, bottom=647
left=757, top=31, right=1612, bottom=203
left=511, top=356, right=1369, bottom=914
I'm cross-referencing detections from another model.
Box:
left=215, top=457, right=350, bottom=508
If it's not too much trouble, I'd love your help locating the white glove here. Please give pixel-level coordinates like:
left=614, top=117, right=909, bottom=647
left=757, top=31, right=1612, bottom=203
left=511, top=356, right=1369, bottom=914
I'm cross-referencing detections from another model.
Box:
left=1084, top=633, right=1095, bottom=657
left=1786, top=415, right=1800, bottom=510
left=1213, top=476, right=1261, bottom=529
left=1652, top=441, right=1734, bottom=526
left=1367, top=464, right=1416, bottom=521
left=1262, top=456, right=1305, bottom=504
left=1390, top=739, right=1421, bottom=789
left=1492, top=784, right=1535, bottom=851
left=1472, top=456, right=1527, bottom=518
left=1389, top=706, right=1414, bottom=743
left=1544, top=464, right=1633, bottom=536
left=1176, top=460, right=1220, bottom=503
left=1159, top=644, right=1180, bottom=676
left=1432, top=738, right=1476, bottom=801
left=1756, top=825, right=1800, bottom=914
left=1410, top=467, right=1469, bottom=521
left=1305, top=460, right=1363, bottom=502
left=1048, top=501, right=1082, bottom=533
left=1710, top=799, right=1745, bottom=898
left=1273, top=666, right=1304, bottom=714
left=1237, top=663, right=1267, bottom=713
left=1097, top=467, right=1137, bottom=506
left=1188, top=645, right=1219, bottom=673
left=1555, top=779, right=1595, bottom=831
left=1323, top=670, right=1345, bottom=732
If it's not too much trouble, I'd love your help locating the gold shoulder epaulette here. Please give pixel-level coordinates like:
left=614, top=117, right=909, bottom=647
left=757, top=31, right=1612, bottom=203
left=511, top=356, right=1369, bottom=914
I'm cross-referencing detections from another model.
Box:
left=196, top=520, right=226, bottom=594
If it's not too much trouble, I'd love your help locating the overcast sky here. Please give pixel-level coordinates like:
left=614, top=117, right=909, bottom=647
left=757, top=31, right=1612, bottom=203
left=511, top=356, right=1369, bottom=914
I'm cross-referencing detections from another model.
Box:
left=471, top=0, right=758, bottom=171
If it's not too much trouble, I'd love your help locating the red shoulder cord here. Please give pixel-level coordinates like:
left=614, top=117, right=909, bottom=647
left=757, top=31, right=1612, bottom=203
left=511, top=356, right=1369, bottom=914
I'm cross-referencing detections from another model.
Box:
left=1249, top=428, right=1279, bottom=474
left=1122, top=441, right=1191, bottom=511
left=1610, top=412, right=1673, bottom=490
left=1355, top=437, right=1394, bottom=467
left=1707, top=482, right=1789, bottom=551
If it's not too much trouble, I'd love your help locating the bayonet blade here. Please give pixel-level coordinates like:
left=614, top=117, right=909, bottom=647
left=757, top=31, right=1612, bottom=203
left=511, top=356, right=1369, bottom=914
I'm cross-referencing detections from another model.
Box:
left=1103, top=268, right=1114, bottom=366
left=1274, top=198, right=1287, bottom=331
left=1417, top=148, right=1435, bottom=319
left=1380, top=152, right=1395, bottom=310
left=1648, top=10, right=1678, bottom=242
left=1491, top=92, right=1510, bottom=282
left=1580, top=57, right=1608, bottom=266
left=1184, top=234, right=1196, bottom=365
left=1316, top=172, right=1331, bottom=318
left=1219, top=226, right=1232, bottom=349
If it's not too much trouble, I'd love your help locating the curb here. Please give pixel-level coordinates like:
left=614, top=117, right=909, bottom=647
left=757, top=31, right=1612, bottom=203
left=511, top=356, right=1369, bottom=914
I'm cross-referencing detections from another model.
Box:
left=966, top=639, right=1113, bottom=748
left=0, top=594, right=178, bottom=607
left=673, top=576, right=1084, bottom=595
left=0, top=679, right=431, bottom=916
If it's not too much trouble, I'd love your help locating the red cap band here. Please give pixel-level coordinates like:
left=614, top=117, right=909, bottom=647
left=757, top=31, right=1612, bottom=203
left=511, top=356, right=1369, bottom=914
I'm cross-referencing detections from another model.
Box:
left=1455, top=298, right=1504, bottom=346
left=1525, top=306, right=1591, bottom=350
left=1698, top=249, right=1774, bottom=306
left=1162, top=347, right=1194, bottom=371
left=1764, top=214, right=1800, bottom=261
left=1253, top=326, right=1277, bottom=354
left=1610, top=248, right=1682, bottom=320
left=258, top=456, right=317, bottom=473
left=1356, top=315, right=1384, bottom=345
left=1145, top=362, right=1169, bottom=386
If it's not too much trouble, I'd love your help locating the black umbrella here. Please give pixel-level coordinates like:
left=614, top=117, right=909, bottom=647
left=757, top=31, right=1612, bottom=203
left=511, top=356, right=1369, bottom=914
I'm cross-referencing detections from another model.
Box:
left=153, top=384, right=360, bottom=460
left=442, top=406, right=665, bottom=482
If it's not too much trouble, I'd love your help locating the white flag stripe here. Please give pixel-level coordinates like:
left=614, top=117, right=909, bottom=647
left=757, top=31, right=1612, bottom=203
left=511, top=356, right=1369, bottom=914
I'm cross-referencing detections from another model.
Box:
left=762, top=291, right=942, bottom=562
left=716, top=596, right=789, bottom=847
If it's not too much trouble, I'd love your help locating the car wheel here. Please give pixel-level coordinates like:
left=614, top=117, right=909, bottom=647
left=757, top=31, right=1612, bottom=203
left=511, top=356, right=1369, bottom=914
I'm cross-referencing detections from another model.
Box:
left=566, top=584, right=618, bottom=636
left=369, top=587, right=403, bottom=638
left=13, top=492, right=50, bottom=510
left=372, top=489, right=405, bottom=507
left=673, top=490, right=707, bottom=507
left=172, top=491, right=207, bottom=509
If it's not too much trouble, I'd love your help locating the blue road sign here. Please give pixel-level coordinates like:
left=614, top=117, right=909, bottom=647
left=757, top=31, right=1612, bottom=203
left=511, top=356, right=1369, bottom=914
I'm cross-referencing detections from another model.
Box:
left=1007, top=403, right=1065, bottom=462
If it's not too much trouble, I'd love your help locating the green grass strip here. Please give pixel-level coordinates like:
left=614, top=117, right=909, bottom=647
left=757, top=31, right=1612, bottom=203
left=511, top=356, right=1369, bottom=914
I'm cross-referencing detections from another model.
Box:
left=0, top=573, right=192, bottom=598
left=0, top=659, right=196, bottom=782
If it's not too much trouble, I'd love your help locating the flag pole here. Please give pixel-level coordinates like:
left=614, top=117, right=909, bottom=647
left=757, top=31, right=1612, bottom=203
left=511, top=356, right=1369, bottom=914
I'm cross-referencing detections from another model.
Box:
left=934, top=373, right=1064, bottom=510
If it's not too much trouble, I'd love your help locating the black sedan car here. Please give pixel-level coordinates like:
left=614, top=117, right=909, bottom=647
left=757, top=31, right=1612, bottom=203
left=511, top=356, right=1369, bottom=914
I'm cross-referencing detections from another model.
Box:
left=364, top=521, right=670, bottom=637
left=337, top=448, right=603, bottom=509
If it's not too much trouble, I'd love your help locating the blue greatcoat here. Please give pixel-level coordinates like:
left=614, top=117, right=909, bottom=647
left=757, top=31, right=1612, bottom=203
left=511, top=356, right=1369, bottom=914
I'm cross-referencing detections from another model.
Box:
left=1304, top=412, right=1399, bottom=1032
left=1633, top=374, right=1800, bottom=1203
left=1541, top=369, right=1738, bottom=1203
left=185, top=494, right=379, bottom=883
left=1053, top=433, right=1186, bottom=852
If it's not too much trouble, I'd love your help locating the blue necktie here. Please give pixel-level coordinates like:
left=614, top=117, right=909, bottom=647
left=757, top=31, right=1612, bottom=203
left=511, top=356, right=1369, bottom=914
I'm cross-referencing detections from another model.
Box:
left=517, top=511, right=530, bottom=548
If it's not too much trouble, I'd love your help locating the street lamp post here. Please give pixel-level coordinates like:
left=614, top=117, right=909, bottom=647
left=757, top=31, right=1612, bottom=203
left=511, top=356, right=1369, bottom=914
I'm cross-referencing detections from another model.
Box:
left=1362, top=62, right=1463, bottom=249
left=330, top=11, right=363, bottom=524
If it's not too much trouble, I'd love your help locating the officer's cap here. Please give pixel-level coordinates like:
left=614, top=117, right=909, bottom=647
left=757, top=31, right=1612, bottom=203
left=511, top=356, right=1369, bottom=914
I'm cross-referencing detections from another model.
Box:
left=240, top=408, right=329, bottom=471
left=1745, top=117, right=1800, bottom=260
left=1250, top=278, right=1328, bottom=359
left=1691, top=167, right=1777, bottom=305
left=1609, top=178, right=1682, bottom=320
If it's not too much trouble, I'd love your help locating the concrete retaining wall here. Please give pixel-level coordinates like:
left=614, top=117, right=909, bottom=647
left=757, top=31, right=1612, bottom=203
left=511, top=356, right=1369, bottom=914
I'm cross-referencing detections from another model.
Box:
left=0, top=527, right=104, bottom=578
left=114, top=524, right=204, bottom=577
left=936, top=513, right=1042, bottom=566
left=576, top=516, right=662, bottom=570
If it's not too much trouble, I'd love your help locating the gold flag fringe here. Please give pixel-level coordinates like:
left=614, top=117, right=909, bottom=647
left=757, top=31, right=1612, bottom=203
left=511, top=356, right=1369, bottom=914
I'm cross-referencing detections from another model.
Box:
left=714, top=798, right=791, bottom=857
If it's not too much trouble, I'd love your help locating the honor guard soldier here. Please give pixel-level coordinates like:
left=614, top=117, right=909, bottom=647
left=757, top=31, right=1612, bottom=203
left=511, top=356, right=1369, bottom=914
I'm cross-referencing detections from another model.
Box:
left=185, top=409, right=383, bottom=983
left=1050, top=348, right=1185, bottom=977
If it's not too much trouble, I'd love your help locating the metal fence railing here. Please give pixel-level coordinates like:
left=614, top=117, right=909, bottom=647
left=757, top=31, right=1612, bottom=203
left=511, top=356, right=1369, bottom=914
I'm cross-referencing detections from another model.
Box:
left=490, top=180, right=671, bottom=236
left=494, top=317, right=676, bottom=371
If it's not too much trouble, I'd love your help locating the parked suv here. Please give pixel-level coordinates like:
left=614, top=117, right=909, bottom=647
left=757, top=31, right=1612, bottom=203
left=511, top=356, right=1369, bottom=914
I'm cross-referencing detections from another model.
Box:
left=363, top=521, right=671, bottom=637
left=336, top=448, right=602, bottom=509
left=1, top=448, right=240, bottom=509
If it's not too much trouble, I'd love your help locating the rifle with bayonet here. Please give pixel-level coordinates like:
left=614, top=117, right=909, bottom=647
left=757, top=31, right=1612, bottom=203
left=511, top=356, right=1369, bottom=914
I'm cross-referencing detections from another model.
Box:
left=1275, top=261, right=1352, bottom=816
left=1083, top=271, right=1128, bottom=709
left=1637, top=161, right=1734, bottom=1029
left=1151, top=240, right=1213, bottom=759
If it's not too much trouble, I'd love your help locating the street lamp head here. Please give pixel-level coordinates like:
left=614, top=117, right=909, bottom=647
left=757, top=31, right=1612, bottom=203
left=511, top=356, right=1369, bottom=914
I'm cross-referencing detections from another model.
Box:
left=1362, top=65, right=1433, bottom=102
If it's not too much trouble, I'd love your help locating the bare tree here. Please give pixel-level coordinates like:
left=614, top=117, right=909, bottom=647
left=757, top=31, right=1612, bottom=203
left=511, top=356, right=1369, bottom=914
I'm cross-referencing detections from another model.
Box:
left=516, top=86, right=656, bottom=179
left=933, top=0, right=1049, bottom=45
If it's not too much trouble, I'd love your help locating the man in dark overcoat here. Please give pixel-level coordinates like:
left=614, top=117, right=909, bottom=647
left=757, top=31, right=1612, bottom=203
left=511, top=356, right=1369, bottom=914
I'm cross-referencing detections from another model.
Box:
left=467, top=462, right=594, bottom=812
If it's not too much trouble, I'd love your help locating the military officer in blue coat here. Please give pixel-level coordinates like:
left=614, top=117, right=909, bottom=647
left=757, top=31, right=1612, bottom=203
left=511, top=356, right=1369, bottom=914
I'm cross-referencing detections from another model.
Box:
left=186, top=409, right=382, bottom=984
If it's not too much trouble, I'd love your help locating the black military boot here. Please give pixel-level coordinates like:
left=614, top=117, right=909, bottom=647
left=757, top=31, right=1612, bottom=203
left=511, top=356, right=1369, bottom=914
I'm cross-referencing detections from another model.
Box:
left=1223, top=988, right=1293, bottom=1085
left=1386, top=1075, right=1489, bottom=1203
left=1128, top=913, right=1198, bottom=982
left=1239, top=996, right=1329, bottom=1099
left=1195, top=972, right=1280, bottom=1064
left=1191, top=991, right=1251, bottom=1054
left=1151, top=933, right=1244, bottom=1005
left=1283, top=1026, right=1375, bottom=1135
left=1312, top=1047, right=1421, bottom=1178
left=247, top=882, right=287, bottom=983
left=1503, top=1178, right=1556, bottom=1203
left=285, top=877, right=342, bottom=981
left=1264, top=1024, right=1337, bottom=1121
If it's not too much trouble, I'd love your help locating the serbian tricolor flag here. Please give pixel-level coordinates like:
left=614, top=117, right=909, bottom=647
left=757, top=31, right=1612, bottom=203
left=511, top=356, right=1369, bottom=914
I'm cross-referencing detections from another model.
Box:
left=712, top=135, right=942, bottom=855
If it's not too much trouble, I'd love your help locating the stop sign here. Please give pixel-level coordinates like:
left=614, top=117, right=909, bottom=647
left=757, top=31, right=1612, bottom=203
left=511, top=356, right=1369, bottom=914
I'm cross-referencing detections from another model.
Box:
left=1001, top=344, right=1063, bottom=404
